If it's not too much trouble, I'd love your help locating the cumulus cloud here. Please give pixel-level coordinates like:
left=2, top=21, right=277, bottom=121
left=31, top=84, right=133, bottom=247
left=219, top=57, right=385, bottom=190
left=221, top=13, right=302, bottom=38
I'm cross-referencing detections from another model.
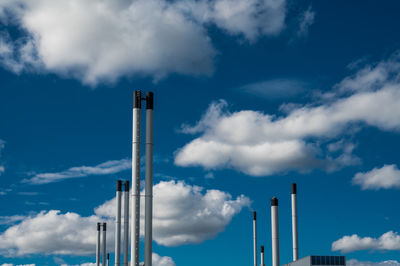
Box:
left=174, top=53, right=400, bottom=176
left=347, top=259, right=400, bottom=266
left=0, top=0, right=287, bottom=85
left=352, top=164, right=400, bottom=190
left=0, top=210, right=101, bottom=256
left=95, top=180, right=250, bottom=246
left=332, top=231, right=400, bottom=253
left=23, top=158, right=131, bottom=184
left=0, top=181, right=249, bottom=256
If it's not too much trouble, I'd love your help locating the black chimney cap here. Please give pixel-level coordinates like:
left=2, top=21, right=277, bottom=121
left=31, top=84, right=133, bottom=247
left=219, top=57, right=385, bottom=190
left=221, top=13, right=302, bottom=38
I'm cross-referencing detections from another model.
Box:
left=116, top=180, right=122, bottom=191
left=146, top=92, right=154, bottom=110
left=292, top=183, right=297, bottom=194
left=261, top=246, right=264, bottom=253
left=271, top=197, right=278, bottom=206
left=97, top=222, right=101, bottom=231
left=253, top=211, right=256, bottom=220
left=134, top=90, right=142, bottom=109
left=124, top=180, right=130, bottom=192
left=103, top=222, right=106, bottom=230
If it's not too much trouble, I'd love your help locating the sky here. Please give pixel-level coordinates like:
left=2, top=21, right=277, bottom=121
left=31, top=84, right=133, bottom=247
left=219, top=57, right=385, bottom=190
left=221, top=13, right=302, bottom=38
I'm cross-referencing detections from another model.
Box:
left=0, top=0, right=400, bottom=265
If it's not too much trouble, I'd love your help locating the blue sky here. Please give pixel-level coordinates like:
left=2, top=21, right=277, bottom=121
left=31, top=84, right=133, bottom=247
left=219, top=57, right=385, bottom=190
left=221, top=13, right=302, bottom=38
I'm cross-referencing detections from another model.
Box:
left=1, top=0, right=400, bottom=265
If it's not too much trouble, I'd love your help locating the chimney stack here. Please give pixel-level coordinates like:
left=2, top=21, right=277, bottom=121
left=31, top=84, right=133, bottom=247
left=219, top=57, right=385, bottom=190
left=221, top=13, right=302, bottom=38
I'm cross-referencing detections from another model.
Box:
left=144, top=92, right=154, bottom=266
left=96, top=223, right=101, bottom=266
left=102, top=223, right=107, bottom=266
left=291, top=183, right=299, bottom=261
left=253, top=211, right=257, bottom=266
left=115, top=180, right=122, bottom=266
left=260, top=245, right=265, bottom=266
left=271, top=197, right=279, bottom=266
left=131, top=90, right=142, bottom=266
left=123, top=181, right=130, bottom=266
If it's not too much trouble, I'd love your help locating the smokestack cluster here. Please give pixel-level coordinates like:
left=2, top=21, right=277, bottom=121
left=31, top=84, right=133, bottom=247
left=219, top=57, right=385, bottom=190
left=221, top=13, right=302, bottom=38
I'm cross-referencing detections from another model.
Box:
left=131, top=91, right=154, bottom=266
left=251, top=183, right=299, bottom=266
left=115, top=180, right=130, bottom=266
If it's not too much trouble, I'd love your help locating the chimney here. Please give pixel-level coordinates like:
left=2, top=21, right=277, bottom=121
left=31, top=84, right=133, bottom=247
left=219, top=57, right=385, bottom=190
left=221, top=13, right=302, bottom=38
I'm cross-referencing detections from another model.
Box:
left=115, top=180, right=122, bottom=266
left=253, top=211, right=257, bottom=266
left=102, top=223, right=107, bottom=266
left=131, top=90, right=142, bottom=266
left=107, top=253, right=110, bottom=266
left=291, top=183, right=298, bottom=261
left=123, top=180, right=130, bottom=266
left=144, top=92, right=154, bottom=266
left=96, top=223, right=101, bottom=266
left=271, top=197, right=279, bottom=266
left=260, top=245, right=265, bottom=266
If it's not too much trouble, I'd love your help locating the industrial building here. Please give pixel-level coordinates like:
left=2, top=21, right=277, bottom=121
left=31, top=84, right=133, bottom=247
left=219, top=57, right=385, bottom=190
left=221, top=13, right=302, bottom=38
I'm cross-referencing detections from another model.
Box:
left=283, top=255, right=346, bottom=266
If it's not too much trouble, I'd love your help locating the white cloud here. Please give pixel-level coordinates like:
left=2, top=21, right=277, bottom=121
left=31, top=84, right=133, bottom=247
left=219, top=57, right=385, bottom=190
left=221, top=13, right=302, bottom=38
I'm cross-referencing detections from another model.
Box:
left=0, top=181, right=249, bottom=255
left=296, top=6, right=315, bottom=38
left=152, top=253, right=176, bottom=266
left=23, top=158, right=131, bottom=184
left=174, top=53, right=400, bottom=176
left=353, top=164, right=400, bottom=190
left=0, top=0, right=287, bottom=85
left=95, top=180, right=250, bottom=246
left=348, top=259, right=400, bottom=266
left=0, top=210, right=102, bottom=256
left=332, top=231, right=400, bottom=253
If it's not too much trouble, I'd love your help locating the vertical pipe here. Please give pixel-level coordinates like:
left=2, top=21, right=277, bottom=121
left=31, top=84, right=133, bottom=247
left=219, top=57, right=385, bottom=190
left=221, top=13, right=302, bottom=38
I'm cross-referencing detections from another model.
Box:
left=102, top=223, right=107, bottom=266
left=131, top=91, right=141, bottom=266
left=96, top=223, right=101, bottom=266
left=123, top=181, right=130, bottom=266
left=271, top=197, right=279, bottom=266
left=107, top=253, right=110, bottom=266
left=260, top=246, right=265, bottom=266
left=291, top=183, right=298, bottom=261
left=115, top=180, right=122, bottom=266
left=253, top=211, right=257, bottom=266
left=144, top=92, right=154, bottom=266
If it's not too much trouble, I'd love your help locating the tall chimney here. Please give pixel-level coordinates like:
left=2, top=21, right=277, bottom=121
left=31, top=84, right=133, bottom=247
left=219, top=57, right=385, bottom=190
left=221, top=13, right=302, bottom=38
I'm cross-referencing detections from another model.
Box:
left=291, top=183, right=299, bottom=261
left=253, top=211, right=257, bottom=266
left=96, top=223, right=101, bottom=266
left=144, top=92, right=154, bottom=266
left=102, top=223, right=107, bottom=266
left=260, top=245, right=265, bottom=266
left=131, top=91, right=142, bottom=266
left=123, top=181, right=130, bottom=266
left=115, top=180, right=122, bottom=266
left=271, top=197, right=279, bottom=266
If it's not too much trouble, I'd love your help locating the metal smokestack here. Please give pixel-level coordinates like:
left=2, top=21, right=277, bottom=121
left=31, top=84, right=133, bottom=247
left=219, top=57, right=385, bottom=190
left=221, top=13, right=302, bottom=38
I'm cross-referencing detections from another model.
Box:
left=271, top=197, right=279, bottom=266
left=123, top=181, right=130, bottom=266
left=131, top=91, right=142, bottom=266
left=260, top=246, right=265, bottom=266
left=96, top=223, right=101, bottom=266
left=115, top=180, right=122, bottom=266
left=144, top=92, right=154, bottom=266
left=291, top=183, right=299, bottom=261
left=102, top=223, right=107, bottom=266
left=253, top=211, right=257, bottom=266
